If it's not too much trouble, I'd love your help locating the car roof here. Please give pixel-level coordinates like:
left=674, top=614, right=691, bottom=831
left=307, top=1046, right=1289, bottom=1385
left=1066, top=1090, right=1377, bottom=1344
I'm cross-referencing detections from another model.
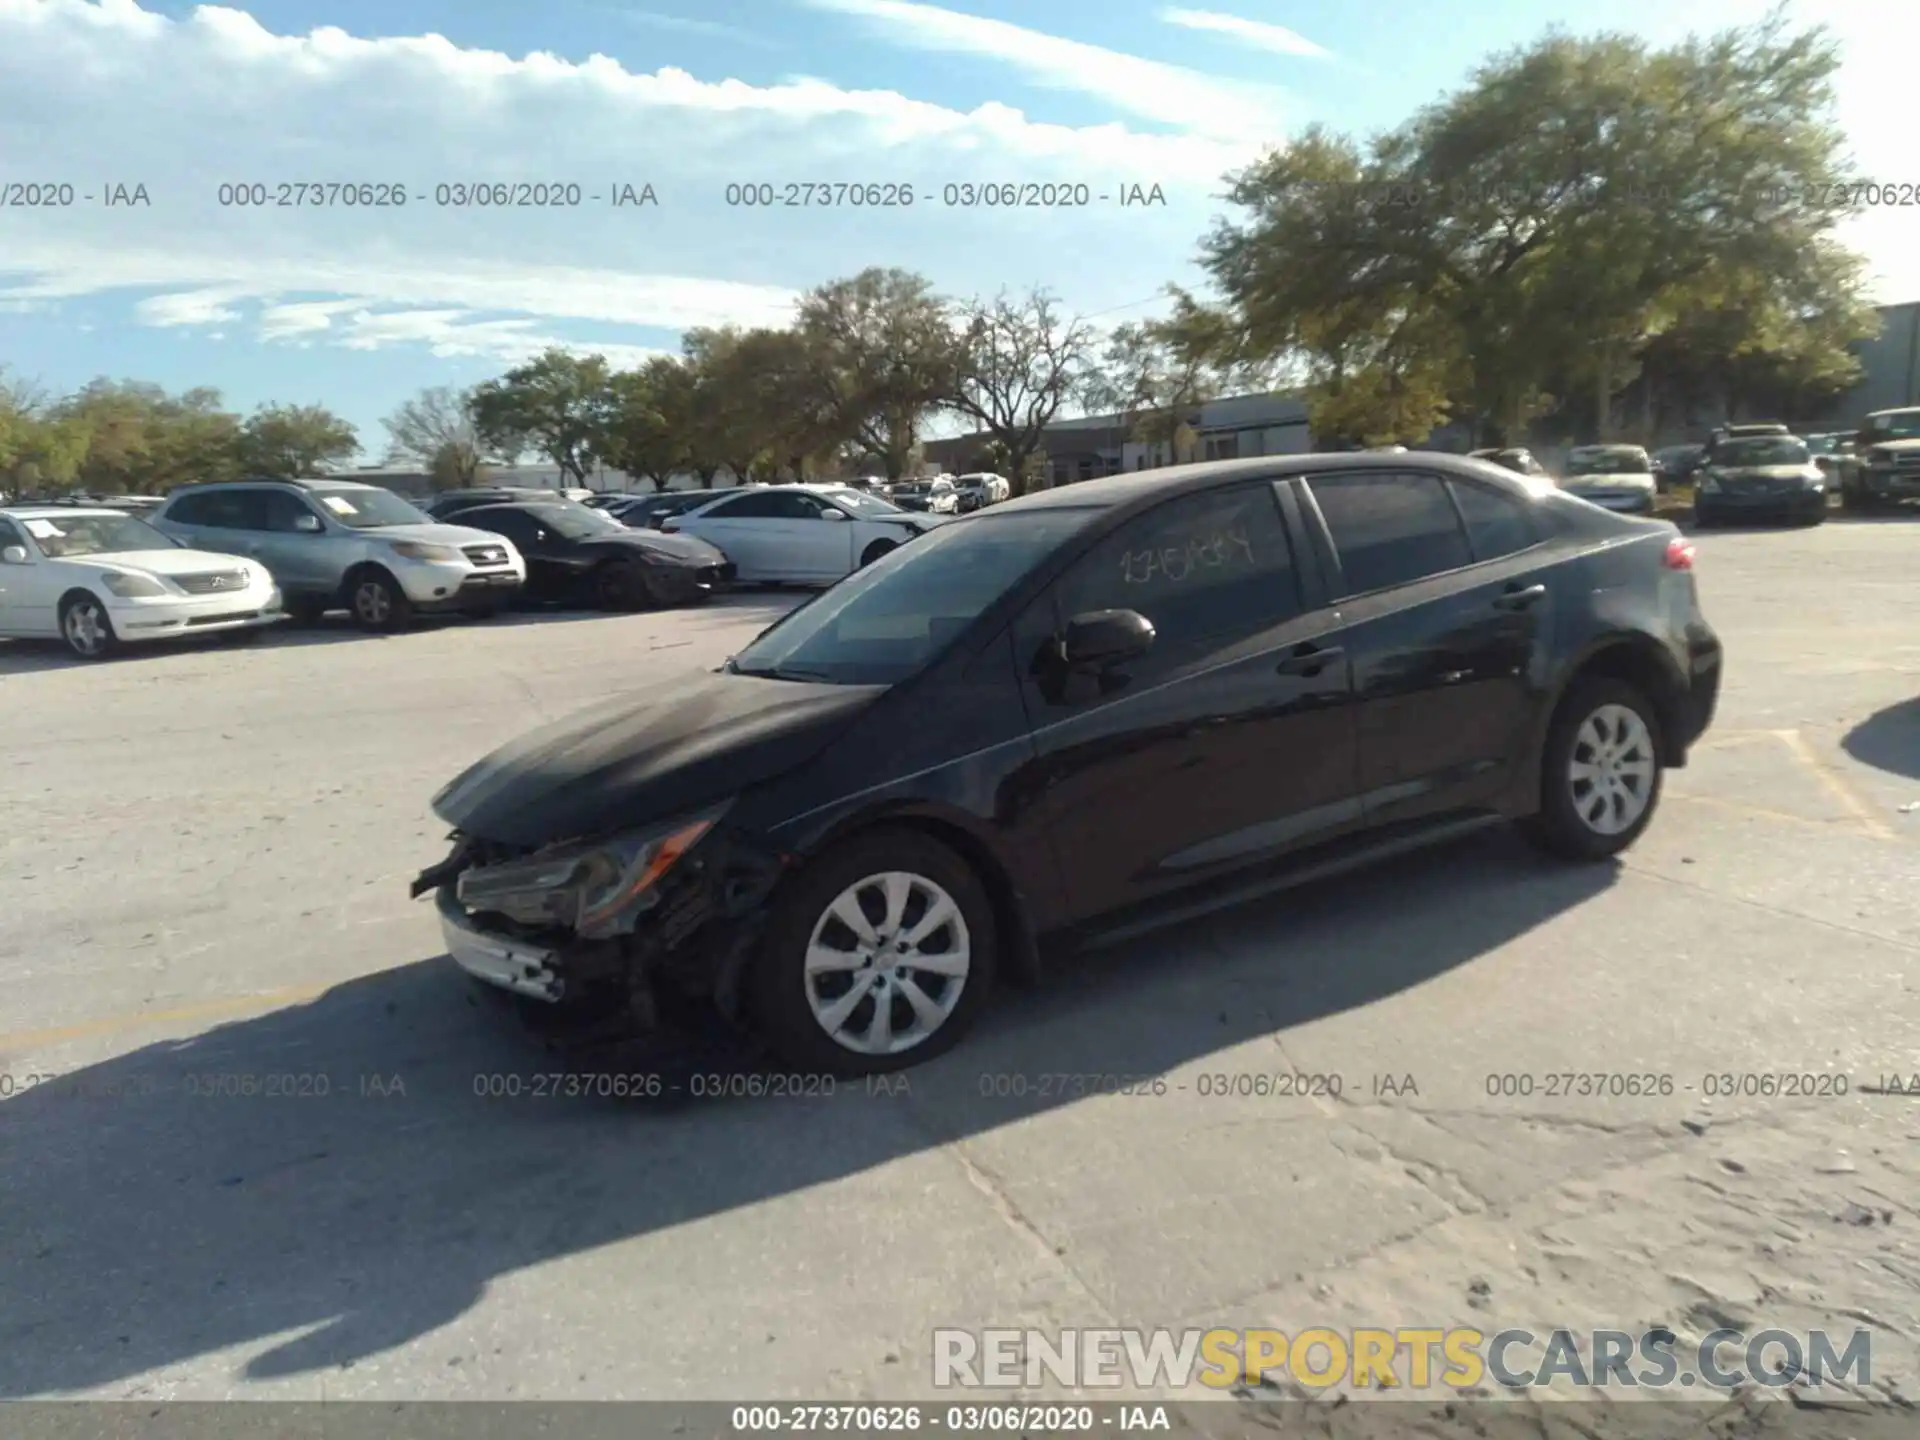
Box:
left=992, top=449, right=1550, bottom=518
left=1866, top=406, right=1920, bottom=418
left=1, top=505, right=129, bottom=520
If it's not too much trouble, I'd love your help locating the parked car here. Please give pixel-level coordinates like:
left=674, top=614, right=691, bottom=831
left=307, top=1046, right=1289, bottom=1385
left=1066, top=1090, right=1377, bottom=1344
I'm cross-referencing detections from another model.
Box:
left=0, top=505, right=285, bottom=659
left=1468, top=447, right=1549, bottom=477
left=425, top=488, right=582, bottom=520
left=1651, top=444, right=1706, bottom=490
left=1842, top=406, right=1920, bottom=512
left=888, top=478, right=960, bottom=515
left=662, top=484, right=942, bottom=583
left=454, top=501, right=734, bottom=609
left=151, top=479, right=527, bottom=630
left=1707, top=422, right=1790, bottom=449
left=609, top=488, right=747, bottom=530
left=1692, top=434, right=1827, bottom=526
left=953, top=473, right=1011, bottom=512
left=413, top=453, right=1723, bottom=1075
left=1558, top=444, right=1657, bottom=515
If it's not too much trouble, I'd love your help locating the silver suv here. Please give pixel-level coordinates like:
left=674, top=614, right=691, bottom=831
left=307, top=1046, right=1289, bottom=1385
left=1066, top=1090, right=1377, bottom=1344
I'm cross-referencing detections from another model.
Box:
left=151, top=479, right=527, bottom=630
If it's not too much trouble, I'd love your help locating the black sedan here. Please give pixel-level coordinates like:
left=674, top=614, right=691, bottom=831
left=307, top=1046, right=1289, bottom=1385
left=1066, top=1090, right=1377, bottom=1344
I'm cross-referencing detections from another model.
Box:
left=608, top=488, right=747, bottom=530
left=413, top=454, right=1722, bottom=1075
left=454, top=501, right=734, bottom=609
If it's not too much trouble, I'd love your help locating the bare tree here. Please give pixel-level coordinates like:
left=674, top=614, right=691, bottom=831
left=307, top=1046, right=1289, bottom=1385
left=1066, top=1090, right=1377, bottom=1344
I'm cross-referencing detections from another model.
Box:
left=947, top=288, right=1095, bottom=495
left=381, top=386, right=491, bottom=486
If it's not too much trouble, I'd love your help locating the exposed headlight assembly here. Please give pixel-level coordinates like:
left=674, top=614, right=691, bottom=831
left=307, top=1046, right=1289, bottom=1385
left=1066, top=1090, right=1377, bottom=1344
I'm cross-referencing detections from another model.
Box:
left=455, top=802, right=730, bottom=938
left=101, top=572, right=170, bottom=598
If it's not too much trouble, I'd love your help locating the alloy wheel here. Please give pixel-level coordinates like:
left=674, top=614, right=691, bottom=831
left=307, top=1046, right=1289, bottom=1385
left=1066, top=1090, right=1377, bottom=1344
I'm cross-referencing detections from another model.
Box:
left=803, top=871, right=971, bottom=1057
left=354, top=579, right=392, bottom=626
left=63, top=599, right=110, bottom=657
left=1568, top=703, right=1656, bottom=835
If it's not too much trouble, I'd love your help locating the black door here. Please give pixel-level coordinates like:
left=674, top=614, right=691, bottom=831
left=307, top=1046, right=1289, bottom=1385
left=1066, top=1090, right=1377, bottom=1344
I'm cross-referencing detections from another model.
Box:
left=470, top=509, right=568, bottom=600
left=1009, top=479, right=1362, bottom=925
left=1296, top=468, right=1556, bottom=829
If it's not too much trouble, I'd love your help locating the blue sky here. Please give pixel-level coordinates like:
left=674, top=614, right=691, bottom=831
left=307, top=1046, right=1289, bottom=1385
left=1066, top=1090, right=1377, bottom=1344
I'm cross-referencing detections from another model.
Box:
left=1, top=0, right=1910, bottom=460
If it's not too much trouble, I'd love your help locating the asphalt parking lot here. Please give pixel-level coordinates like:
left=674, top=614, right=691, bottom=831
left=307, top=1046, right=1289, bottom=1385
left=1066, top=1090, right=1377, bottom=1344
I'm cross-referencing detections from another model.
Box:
left=2, top=516, right=1917, bottom=1413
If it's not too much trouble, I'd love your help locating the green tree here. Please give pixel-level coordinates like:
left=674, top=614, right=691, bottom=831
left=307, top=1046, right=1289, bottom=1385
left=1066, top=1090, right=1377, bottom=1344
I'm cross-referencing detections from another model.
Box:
left=600, top=357, right=697, bottom=490
left=236, top=402, right=359, bottom=478
left=795, top=268, right=959, bottom=482
left=1197, top=8, right=1868, bottom=447
left=1082, top=295, right=1269, bottom=463
left=468, top=349, right=612, bottom=485
left=49, top=381, right=245, bottom=492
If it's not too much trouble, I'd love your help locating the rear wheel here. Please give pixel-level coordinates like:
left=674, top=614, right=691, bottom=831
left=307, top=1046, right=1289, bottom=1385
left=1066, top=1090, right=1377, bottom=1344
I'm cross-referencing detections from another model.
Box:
left=346, top=568, right=413, bottom=632
left=1523, top=678, right=1665, bottom=861
left=750, top=830, right=996, bottom=1076
left=592, top=559, right=650, bottom=611
left=59, top=592, right=120, bottom=661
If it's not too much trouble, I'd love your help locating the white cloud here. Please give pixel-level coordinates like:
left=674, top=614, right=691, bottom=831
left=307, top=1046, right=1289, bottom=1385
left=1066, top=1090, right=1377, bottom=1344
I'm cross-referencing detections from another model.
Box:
left=1158, top=8, right=1331, bottom=60
left=0, top=0, right=1255, bottom=366
left=801, top=0, right=1291, bottom=140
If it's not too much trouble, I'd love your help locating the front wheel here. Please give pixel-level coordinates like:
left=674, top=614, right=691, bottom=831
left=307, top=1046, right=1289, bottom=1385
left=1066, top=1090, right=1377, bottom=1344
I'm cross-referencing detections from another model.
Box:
left=750, top=829, right=997, bottom=1076
left=347, top=569, right=413, bottom=632
left=859, top=539, right=898, bottom=569
left=593, top=559, right=651, bottom=611
left=1523, top=678, right=1665, bottom=861
left=60, top=593, right=120, bottom=661
left=1841, top=486, right=1879, bottom=515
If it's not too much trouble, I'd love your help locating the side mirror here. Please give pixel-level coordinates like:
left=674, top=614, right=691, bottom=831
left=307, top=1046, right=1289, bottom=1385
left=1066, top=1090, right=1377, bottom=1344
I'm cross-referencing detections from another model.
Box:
left=1060, top=609, right=1155, bottom=668
left=1, top=545, right=28, bottom=565
left=294, top=513, right=322, bottom=533
left=820, top=509, right=849, bottom=521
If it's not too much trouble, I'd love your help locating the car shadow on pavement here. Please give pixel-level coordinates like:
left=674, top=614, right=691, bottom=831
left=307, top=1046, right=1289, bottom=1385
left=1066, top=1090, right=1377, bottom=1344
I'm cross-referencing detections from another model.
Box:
left=0, top=827, right=1616, bottom=1395
left=1842, top=699, right=1920, bottom=781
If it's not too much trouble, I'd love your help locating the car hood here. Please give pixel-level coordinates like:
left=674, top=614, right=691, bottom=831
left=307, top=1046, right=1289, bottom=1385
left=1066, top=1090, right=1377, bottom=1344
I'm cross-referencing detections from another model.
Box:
left=1563, top=473, right=1654, bottom=490
left=429, top=667, right=888, bottom=847
left=1866, top=438, right=1920, bottom=455
left=57, top=548, right=263, bottom=579
left=1709, top=465, right=1821, bottom=482
left=578, top=531, right=727, bottom=564
left=365, top=521, right=511, bottom=547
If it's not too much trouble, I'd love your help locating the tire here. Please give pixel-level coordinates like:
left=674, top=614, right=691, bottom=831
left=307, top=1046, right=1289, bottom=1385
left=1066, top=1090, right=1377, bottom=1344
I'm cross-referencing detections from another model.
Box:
left=59, top=592, right=120, bottom=661
left=1691, top=503, right=1714, bottom=528
left=750, top=828, right=997, bottom=1076
left=592, top=559, right=649, bottom=611
left=1841, top=486, right=1878, bottom=515
left=345, top=568, right=412, bottom=632
left=1522, top=677, right=1666, bottom=861
left=859, top=539, right=898, bottom=569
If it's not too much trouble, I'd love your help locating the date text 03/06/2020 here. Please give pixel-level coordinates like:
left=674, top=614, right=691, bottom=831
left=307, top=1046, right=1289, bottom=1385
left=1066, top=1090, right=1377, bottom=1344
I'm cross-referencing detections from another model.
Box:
left=721, top=181, right=1167, bottom=209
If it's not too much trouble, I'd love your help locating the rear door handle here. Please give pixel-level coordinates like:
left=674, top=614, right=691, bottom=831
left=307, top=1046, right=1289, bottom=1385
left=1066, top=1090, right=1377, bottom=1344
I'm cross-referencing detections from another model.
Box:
left=1493, top=584, right=1547, bottom=611
left=1277, top=644, right=1344, bottom=678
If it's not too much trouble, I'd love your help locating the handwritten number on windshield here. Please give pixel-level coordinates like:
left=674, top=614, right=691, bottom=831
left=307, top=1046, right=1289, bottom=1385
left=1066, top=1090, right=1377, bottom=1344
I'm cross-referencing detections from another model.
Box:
left=1120, top=525, right=1253, bottom=585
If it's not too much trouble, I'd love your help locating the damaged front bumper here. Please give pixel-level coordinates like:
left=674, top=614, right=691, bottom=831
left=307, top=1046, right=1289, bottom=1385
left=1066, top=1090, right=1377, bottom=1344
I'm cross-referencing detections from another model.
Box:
left=411, top=816, right=784, bottom=1028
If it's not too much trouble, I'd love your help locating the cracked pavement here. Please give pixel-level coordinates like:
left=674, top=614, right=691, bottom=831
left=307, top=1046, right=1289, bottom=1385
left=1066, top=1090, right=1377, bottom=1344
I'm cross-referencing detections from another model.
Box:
left=1, top=519, right=1917, bottom=1427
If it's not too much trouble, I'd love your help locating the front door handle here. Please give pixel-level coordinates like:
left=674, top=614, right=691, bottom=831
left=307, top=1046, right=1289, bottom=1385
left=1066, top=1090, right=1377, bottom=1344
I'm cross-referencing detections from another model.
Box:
left=1493, top=583, right=1546, bottom=611
left=1277, top=643, right=1344, bottom=678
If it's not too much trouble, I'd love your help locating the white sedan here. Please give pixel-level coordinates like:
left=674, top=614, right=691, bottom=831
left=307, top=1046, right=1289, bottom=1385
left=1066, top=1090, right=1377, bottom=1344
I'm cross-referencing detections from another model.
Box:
left=662, top=484, right=944, bottom=584
left=0, top=506, right=285, bottom=659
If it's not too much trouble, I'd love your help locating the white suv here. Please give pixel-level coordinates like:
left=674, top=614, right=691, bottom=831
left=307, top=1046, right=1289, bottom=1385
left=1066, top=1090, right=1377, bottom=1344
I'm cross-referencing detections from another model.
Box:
left=152, top=479, right=527, bottom=630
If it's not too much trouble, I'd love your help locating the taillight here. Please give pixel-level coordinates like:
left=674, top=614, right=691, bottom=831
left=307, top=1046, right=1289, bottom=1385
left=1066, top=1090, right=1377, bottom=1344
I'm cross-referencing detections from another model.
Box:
left=1663, top=538, right=1695, bottom=570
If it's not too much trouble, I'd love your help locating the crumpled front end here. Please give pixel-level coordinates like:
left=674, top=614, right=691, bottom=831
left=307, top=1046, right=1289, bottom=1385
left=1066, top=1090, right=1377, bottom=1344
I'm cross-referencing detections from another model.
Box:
left=411, top=814, right=785, bottom=1033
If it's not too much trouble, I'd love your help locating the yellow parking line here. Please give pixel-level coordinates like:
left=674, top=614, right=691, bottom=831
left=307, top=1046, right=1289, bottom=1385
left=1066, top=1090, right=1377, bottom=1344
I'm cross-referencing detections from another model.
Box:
left=1772, top=729, right=1897, bottom=841
left=1666, top=792, right=1871, bottom=833
left=0, top=985, right=327, bottom=1052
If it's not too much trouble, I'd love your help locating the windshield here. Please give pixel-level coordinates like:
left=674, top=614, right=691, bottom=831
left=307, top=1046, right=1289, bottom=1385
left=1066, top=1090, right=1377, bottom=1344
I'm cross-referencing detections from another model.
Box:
left=825, top=489, right=906, bottom=516
left=1713, top=437, right=1810, bottom=467
left=1862, top=412, right=1920, bottom=443
left=1566, top=448, right=1650, bottom=476
left=1804, top=435, right=1845, bottom=455
left=19, top=512, right=178, bottom=558
left=729, top=510, right=1100, bottom=686
left=892, top=483, right=930, bottom=496
left=311, top=487, right=433, bottom=528
left=525, top=505, right=623, bottom=539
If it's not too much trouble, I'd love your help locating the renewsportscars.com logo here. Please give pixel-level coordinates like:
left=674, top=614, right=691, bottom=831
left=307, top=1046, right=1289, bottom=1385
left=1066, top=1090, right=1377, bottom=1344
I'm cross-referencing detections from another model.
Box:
left=932, top=1327, right=1874, bottom=1393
